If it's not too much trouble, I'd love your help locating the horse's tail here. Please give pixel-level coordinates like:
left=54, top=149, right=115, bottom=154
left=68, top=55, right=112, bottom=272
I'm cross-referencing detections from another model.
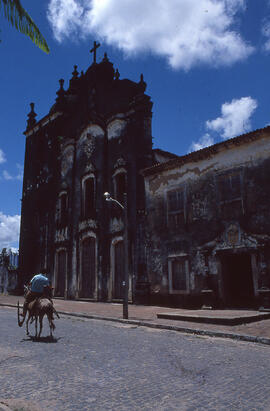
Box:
left=53, top=306, right=60, bottom=319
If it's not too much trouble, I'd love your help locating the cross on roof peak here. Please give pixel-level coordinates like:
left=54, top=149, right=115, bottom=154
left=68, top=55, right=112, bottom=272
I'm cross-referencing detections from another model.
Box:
left=90, top=41, right=100, bottom=64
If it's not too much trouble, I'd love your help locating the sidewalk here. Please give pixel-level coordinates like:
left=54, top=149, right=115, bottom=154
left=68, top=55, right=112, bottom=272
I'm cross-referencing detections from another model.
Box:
left=2, top=294, right=270, bottom=346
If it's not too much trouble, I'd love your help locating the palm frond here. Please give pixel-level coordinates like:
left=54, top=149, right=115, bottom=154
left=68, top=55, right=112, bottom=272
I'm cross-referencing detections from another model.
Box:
left=0, top=0, right=50, bottom=53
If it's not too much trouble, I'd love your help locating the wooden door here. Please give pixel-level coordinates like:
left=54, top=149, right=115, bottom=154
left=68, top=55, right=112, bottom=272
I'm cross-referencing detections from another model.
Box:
left=114, top=241, right=124, bottom=299
left=81, top=237, right=96, bottom=298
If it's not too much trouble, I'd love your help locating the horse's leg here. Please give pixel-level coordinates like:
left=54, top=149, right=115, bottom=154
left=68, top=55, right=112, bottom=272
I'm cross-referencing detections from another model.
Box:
left=35, top=315, right=38, bottom=337
left=38, top=314, right=44, bottom=338
left=26, top=313, right=30, bottom=336
left=48, top=313, right=55, bottom=338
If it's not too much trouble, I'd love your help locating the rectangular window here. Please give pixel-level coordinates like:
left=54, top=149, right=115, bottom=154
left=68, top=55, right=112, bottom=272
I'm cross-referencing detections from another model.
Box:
left=218, top=172, right=241, bottom=202
left=168, top=256, right=189, bottom=294
left=218, top=172, right=243, bottom=218
left=167, top=189, right=185, bottom=227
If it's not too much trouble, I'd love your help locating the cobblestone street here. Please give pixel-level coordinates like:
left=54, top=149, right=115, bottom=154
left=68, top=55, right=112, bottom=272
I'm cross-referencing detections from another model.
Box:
left=1, top=306, right=270, bottom=411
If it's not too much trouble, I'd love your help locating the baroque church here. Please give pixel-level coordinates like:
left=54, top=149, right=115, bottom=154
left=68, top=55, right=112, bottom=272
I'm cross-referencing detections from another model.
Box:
left=19, top=45, right=270, bottom=309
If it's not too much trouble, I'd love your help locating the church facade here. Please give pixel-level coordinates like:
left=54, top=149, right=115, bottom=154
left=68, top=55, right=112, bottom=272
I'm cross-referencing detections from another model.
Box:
left=19, top=51, right=173, bottom=302
left=19, top=50, right=270, bottom=308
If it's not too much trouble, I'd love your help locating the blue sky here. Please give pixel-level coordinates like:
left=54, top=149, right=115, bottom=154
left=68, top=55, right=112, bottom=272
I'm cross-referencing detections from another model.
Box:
left=1, top=0, right=270, bottom=250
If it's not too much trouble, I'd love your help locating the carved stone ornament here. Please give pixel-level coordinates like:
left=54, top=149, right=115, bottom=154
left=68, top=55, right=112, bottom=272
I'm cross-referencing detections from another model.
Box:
left=226, top=224, right=240, bottom=246
left=55, top=227, right=69, bottom=243
left=200, top=225, right=259, bottom=255
left=85, top=162, right=95, bottom=173
left=109, top=217, right=124, bottom=233
left=78, top=132, right=95, bottom=159
left=79, top=219, right=97, bottom=232
left=85, top=134, right=95, bottom=158
left=61, top=145, right=74, bottom=177
left=114, top=157, right=127, bottom=170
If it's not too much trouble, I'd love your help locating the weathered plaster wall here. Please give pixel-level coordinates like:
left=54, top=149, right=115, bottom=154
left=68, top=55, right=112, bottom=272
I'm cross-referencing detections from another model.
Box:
left=144, top=133, right=270, bottom=307
left=147, top=134, right=270, bottom=195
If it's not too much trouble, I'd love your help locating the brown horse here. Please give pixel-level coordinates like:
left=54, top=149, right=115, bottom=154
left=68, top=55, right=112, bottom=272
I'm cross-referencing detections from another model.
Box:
left=17, top=289, right=59, bottom=338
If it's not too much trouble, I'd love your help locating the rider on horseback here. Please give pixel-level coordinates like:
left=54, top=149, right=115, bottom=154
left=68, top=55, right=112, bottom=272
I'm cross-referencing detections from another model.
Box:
left=21, top=268, right=53, bottom=318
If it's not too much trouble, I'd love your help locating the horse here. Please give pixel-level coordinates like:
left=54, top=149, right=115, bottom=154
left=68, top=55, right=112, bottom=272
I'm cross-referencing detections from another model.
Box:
left=17, top=285, right=59, bottom=338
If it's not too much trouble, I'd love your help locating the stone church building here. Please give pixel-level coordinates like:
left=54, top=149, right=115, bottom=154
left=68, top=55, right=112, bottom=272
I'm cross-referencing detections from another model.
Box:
left=19, top=49, right=270, bottom=308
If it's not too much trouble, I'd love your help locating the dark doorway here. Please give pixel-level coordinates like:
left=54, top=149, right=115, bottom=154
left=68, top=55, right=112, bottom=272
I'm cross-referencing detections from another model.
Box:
left=80, top=237, right=96, bottom=298
left=114, top=241, right=124, bottom=299
left=221, top=253, right=254, bottom=308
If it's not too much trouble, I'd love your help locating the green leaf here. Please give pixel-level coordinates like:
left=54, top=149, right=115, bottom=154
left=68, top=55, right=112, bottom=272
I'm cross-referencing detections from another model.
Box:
left=0, top=0, right=50, bottom=53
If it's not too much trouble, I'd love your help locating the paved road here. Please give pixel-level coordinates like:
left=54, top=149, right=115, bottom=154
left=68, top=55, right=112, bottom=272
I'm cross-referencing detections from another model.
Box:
left=1, top=306, right=270, bottom=411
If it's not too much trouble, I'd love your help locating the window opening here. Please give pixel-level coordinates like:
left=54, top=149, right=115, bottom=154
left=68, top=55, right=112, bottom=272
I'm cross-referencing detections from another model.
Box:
left=171, top=259, right=187, bottom=291
left=115, top=173, right=126, bottom=205
left=83, top=177, right=95, bottom=218
left=167, top=189, right=185, bottom=227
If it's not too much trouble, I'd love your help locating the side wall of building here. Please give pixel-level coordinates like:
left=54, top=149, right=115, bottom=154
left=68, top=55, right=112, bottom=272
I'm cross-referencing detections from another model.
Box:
left=144, top=132, right=270, bottom=308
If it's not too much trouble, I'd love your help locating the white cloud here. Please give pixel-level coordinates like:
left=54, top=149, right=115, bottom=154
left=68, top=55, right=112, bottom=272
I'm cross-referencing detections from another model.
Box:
left=189, top=133, right=214, bottom=152
left=0, top=149, right=6, bottom=164
left=0, top=212, right=20, bottom=250
left=47, top=0, right=253, bottom=70
left=206, top=96, right=258, bottom=139
left=3, top=170, right=13, bottom=181
left=2, top=164, right=23, bottom=181
left=47, top=0, right=86, bottom=42
left=189, top=96, right=257, bottom=152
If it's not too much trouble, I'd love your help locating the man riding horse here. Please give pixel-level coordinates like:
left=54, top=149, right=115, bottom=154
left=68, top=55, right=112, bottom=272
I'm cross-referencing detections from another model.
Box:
left=20, top=268, right=53, bottom=319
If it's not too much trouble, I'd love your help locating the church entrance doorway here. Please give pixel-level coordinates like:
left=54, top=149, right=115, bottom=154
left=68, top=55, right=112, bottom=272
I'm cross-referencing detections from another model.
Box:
left=80, top=237, right=96, bottom=298
left=221, top=252, right=255, bottom=308
left=113, top=240, right=124, bottom=300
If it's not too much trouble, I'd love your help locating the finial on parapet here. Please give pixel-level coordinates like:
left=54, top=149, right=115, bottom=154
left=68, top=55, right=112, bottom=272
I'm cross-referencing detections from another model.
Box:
left=59, top=79, right=64, bottom=89
left=26, top=102, right=37, bottom=130
left=102, top=52, right=109, bottom=62
left=114, top=68, right=120, bottom=80
left=69, top=65, right=80, bottom=93
left=55, top=79, right=66, bottom=108
left=139, top=73, right=146, bottom=92
left=72, top=65, right=79, bottom=79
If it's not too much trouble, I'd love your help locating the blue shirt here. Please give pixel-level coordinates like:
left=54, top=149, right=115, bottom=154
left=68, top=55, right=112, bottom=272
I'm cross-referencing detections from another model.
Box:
left=30, top=274, right=50, bottom=293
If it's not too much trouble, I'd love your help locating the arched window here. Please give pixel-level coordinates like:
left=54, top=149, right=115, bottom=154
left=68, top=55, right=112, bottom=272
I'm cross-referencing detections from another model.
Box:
left=60, top=192, right=68, bottom=223
left=82, top=175, right=95, bottom=219
left=57, top=191, right=68, bottom=226
left=114, top=170, right=127, bottom=205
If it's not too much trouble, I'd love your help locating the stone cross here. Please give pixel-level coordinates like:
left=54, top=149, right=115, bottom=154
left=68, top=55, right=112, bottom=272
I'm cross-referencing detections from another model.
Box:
left=90, top=41, right=100, bottom=64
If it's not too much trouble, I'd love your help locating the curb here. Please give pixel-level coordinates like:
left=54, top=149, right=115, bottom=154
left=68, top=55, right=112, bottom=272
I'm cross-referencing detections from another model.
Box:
left=157, top=312, right=270, bottom=325
left=3, top=302, right=270, bottom=347
left=57, top=310, right=270, bottom=346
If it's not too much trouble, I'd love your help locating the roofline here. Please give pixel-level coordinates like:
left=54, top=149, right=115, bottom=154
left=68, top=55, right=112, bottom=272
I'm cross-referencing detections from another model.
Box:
left=143, top=125, right=270, bottom=177
left=24, top=111, right=63, bottom=137
left=153, top=148, right=179, bottom=159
